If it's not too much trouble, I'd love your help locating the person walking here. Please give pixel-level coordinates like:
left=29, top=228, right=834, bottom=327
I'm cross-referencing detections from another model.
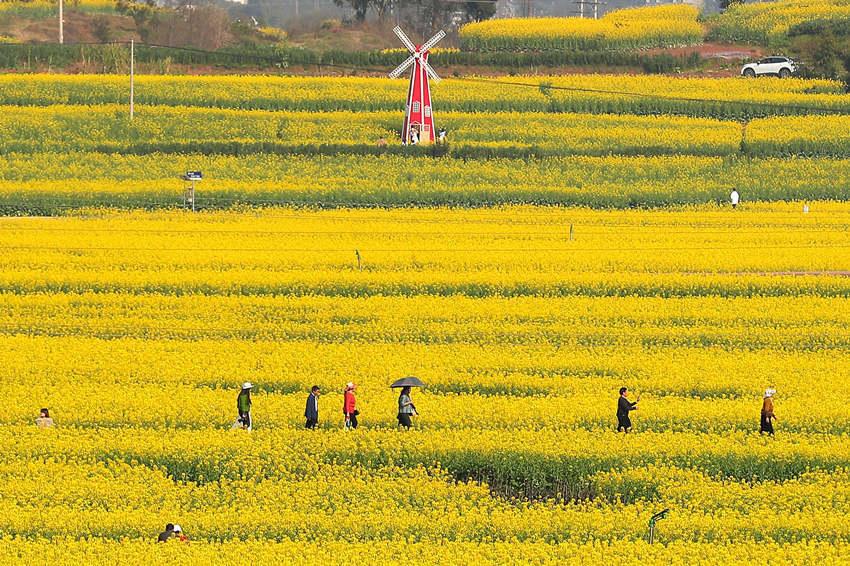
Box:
left=730, top=189, right=740, bottom=208
left=305, top=385, right=320, bottom=429
left=157, top=523, right=175, bottom=542
left=343, top=382, right=358, bottom=430
left=36, top=408, right=54, bottom=428
left=236, top=382, right=253, bottom=431
left=617, top=387, right=640, bottom=433
left=397, top=386, right=417, bottom=429
left=760, top=389, right=777, bottom=435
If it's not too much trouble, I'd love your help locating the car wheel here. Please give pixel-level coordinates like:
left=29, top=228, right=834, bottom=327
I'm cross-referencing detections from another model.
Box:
left=743, top=68, right=756, bottom=78
left=779, top=67, right=791, bottom=78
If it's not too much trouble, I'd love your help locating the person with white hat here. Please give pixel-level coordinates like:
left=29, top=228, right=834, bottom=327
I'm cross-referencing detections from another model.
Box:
left=760, top=389, right=777, bottom=435
left=234, top=382, right=253, bottom=431
left=172, top=524, right=188, bottom=543
left=343, top=382, right=358, bottom=430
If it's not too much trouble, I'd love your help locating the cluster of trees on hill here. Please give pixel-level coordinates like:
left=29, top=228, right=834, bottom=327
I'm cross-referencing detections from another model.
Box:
left=213, top=0, right=494, bottom=32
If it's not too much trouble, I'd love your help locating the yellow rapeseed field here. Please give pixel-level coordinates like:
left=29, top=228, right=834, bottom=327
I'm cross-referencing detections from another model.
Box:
left=2, top=205, right=850, bottom=562
left=460, top=4, right=703, bottom=51
left=709, top=0, right=850, bottom=44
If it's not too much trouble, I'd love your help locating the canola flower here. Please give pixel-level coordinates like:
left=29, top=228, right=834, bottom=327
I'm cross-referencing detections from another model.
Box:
left=2, top=152, right=850, bottom=210
left=9, top=104, right=850, bottom=160
left=0, top=0, right=114, bottom=18
left=708, top=0, right=850, bottom=44
left=746, top=114, right=850, bottom=158
left=0, top=73, right=844, bottom=118
left=1, top=206, right=850, bottom=559
left=459, top=4, right=703, bottom=51
left=0, top=105, right=743, bottom=158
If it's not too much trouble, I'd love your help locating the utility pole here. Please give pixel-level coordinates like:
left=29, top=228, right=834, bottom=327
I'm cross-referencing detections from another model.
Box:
left=58, top=0, right=63, bottom=44
left=130, top=38, right=134, bottom=121
left=576, top=0, right=605, bottom=19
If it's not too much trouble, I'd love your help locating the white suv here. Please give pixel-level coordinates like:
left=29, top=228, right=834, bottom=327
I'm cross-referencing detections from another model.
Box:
left=741, top=56, right=797, bottom=78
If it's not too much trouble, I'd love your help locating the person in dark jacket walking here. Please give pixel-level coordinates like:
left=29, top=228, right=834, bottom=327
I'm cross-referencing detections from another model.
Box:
left=305, top=385, right=320, bottom=429
left=760, top=388, right=776, bottom=435
left=617, top=387, right=640, bottom=432
left=234, top=382, right=252, bottom=431
left=397, top=386, right=416, bottom=429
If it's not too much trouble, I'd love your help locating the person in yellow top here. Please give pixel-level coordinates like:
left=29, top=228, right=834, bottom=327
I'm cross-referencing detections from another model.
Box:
left=760, top=389, right=776, bottom=436
left=36, top=408, right=54, bottom=428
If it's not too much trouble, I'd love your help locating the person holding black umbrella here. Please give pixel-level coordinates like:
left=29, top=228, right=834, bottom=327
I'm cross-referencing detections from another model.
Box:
left=390, top=376, right=425, bottom=429
left=397, top=386, right=417, bottom=429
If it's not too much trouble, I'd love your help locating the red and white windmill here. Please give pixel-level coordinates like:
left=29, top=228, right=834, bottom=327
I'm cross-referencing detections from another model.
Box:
left=388, top=26, right=446, bottom=144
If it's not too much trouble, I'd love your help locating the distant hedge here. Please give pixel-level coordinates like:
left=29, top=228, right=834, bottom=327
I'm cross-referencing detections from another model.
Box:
left=0, top=42, right=702, bottom=74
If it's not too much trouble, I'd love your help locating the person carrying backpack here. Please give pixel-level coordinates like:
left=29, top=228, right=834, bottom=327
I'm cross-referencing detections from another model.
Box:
left=235, top=382, right=253, bottom=431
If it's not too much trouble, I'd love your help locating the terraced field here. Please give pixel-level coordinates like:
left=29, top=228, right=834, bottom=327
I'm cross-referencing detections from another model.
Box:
left=2, top=69, right=850, bottom=563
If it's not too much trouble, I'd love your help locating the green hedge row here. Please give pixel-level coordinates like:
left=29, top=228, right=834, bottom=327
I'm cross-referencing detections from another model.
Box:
left=0, top=42, right=702, bottom=74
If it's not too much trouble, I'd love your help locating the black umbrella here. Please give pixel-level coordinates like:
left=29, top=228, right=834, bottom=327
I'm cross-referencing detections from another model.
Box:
left=389, top=376, right=426, bottom=389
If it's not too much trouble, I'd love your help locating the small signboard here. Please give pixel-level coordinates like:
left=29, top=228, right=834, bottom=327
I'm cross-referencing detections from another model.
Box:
left=186, top=171, right=202, bottom=181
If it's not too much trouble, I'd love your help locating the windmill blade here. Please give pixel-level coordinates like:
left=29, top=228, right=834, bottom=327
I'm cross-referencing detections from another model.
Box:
left=424, top=61, right=442, bottom=84
left=388, top=56, right=416, bottom=79
left=393, top=26, right=417, bottom=54
left=420, top=29, right=446, bottom=54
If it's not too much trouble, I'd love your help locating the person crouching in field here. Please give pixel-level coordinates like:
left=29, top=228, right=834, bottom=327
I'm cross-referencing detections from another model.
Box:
left=36, top=408, right=54, bottom=428
left=157, top=523, right=174, bottom=542
left=760, top=389, right=777, bottom=436
left=617, top=387, right=640, bottom=433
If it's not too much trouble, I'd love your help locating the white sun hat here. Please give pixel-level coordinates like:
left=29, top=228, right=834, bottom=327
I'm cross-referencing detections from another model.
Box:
left=346, top=382, right=355, bottom=389
left=764, top=389, right=776, bottom=398
left=242, top=382, right=253, bottom=389
left=173, top=524, right=182, bottom=533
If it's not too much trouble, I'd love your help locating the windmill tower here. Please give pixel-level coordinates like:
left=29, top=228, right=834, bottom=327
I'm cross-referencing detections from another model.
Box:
left=388, top=26, right=445, bottom=144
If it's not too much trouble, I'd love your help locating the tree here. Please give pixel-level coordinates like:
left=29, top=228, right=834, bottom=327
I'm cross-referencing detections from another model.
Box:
left=810, top=30, right=846, bottom=80
left=463, top=0, right=495, bottom=23
left=370, top=0, right=394, bottom=22
left=333, top=0, right=370, bottom=22
left=92, top=16, right=113, bottom=42
left=718, top=0, right=744, bottom=11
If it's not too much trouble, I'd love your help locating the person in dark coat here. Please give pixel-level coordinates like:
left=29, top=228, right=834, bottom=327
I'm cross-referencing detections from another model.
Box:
left=617, top=387, right=640, bottom=432
left=157, top=523, right=174, bottom=542
left=760, top=388, right=776, bottom=435
left=305, top=385, right=320, bottom=429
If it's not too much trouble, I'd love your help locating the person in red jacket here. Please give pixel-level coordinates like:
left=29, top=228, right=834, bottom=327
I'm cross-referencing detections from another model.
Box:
left=343, top=382, right=358, bottom=430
